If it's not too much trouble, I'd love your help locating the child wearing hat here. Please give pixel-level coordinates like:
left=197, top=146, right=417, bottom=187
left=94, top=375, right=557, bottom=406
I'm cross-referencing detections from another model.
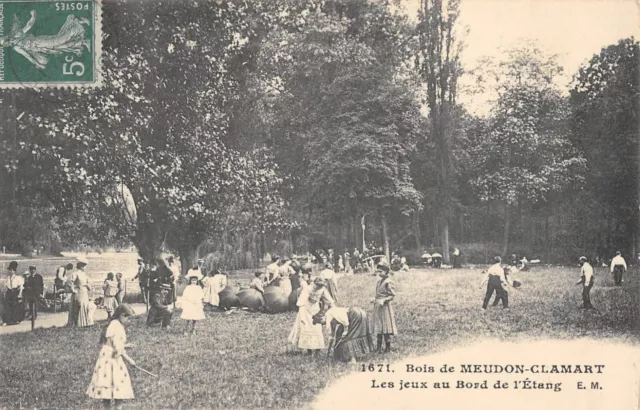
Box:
left=180, top=273, right=205, bottom=335
left=87, top=304, right=137, bottom=408
left=371, top=263, right=398, bottom=353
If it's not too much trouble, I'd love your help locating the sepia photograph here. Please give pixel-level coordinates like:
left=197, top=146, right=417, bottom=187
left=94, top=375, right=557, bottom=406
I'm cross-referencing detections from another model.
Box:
left=0, top=0, right=638, bottom=409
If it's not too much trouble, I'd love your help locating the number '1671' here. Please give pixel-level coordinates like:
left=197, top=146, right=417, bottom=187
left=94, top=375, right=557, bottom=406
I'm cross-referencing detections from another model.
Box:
left=360, top=364, right=392, bottom=372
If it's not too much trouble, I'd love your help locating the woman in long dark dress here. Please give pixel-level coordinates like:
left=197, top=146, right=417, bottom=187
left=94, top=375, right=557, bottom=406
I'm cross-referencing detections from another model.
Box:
left=2, top=261, right=25, bottom=325
left=314, top=306, right=374, bottom=363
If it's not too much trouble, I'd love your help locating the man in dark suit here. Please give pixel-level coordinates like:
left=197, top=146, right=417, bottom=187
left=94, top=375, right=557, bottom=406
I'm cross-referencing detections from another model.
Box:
left=24, top=265, right=44, bottom=319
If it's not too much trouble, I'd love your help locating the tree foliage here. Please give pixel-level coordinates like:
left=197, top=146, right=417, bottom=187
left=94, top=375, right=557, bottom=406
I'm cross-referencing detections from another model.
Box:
left=569, top=37, right=640, bottom=254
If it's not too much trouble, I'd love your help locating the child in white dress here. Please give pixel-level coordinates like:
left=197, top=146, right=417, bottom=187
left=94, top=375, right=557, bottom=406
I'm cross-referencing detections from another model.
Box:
left=181, top=275, right=205, bottom=335
left=87, top=304, right=136, bottom=408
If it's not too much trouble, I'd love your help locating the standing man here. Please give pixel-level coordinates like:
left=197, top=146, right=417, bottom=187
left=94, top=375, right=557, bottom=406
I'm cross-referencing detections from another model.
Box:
left=577, top=256, right=595, bottom=309
left=480, top=256, right=511, bottom=310
left=452, top=248, right=461, bottom=268
left=132, top=259, right=149, bottom=303
left=24, top=265, right=44, bottom=320
left=610, top=251, right=627, bottom=286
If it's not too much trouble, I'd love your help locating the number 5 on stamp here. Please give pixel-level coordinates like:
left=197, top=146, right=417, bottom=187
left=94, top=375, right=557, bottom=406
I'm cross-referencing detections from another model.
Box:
left=0, top=0, right=101, bottom=88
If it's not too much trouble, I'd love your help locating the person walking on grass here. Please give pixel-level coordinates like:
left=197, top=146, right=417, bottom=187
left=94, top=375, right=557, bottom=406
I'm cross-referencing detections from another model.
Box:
left=180, top=273, right=205, bottom=335
left=87, top=304, right=136, bottom=409
left=610, top=251, right=627, bottom=286
left=371, top=263, right=398, bottom=354
left=480, top=256, right=511, bottom=310
left=577, top=256, right=595, bottom=310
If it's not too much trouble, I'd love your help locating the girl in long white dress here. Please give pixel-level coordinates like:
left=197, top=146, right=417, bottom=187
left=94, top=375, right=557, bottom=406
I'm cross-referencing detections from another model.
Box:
left=86, top=304, right=136, bottom=408
left=180, top=275, right=205, bottom=335
left=288, top=278, right=333, bottom=356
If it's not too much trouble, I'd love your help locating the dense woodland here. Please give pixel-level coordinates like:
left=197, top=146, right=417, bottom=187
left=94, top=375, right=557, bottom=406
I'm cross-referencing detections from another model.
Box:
left=0, top=0, right=637, bottom=269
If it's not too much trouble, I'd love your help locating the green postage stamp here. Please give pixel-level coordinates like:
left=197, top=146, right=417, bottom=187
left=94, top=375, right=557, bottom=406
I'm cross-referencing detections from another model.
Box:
left=0, top=0, right=101, bottom=88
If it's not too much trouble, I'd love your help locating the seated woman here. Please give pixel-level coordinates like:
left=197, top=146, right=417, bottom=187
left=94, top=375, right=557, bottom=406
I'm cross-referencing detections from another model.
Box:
left=313, top=306, right=374, bottom=363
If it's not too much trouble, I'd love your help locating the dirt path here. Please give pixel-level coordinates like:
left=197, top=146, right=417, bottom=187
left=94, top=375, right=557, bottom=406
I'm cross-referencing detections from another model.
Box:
left=0, top=303, right=148, bottom=335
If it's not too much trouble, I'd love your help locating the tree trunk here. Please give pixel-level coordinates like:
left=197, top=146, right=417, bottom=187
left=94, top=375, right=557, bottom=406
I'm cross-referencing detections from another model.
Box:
left=382, top=214, right=390, bottom=262
left=413, top=212, right=422, bottom=251
left=502, top=205, right=511, bottom=257
left=441, top=219, right=450, bottom=264
left=178, top=247, right=198, bottom=277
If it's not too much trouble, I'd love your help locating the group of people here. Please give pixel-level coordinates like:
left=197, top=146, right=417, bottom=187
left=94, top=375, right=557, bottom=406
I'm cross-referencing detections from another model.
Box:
left=133, top=257, right=180, bottom=304
left=288, top=261, right=398, bottom=361
left=479, top=250, right=631, bottom=312
left=142, top=257, right=230, bottom=334
left=1, top=262, right=44, bottom=325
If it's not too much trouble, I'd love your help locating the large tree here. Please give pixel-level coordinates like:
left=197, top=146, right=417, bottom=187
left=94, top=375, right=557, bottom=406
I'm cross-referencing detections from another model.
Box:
left=569, top=38, right=640, bottom=256
left=415, top=0, right=464, bottom=263
left=15, top=0, right=287, bottom=270
left=248, top=1, right=420, bottom=259
left=468, top=44, right=586, bottom=256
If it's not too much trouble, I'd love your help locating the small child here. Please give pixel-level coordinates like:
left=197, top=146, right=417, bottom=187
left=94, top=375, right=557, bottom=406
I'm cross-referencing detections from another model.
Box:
left=102, top=272, right=119, bottom=320
left=87, top=304, right=136, bottom=408
left=371, top=264, right=398, bottom=353
left=181, top=274, right=205, bottom=335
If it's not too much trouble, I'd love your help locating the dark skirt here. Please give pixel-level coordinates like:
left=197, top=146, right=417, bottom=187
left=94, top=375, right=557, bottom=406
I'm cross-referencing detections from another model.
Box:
left=290, top=273, right=300, bottom=291
left=332, top=307, right=374, bottom=362
left=2, top=289, right=25, bottom=324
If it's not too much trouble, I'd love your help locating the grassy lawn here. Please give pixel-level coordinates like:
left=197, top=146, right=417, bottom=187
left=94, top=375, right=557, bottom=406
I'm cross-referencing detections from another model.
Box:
left=1, top=266, right=638, bottom=409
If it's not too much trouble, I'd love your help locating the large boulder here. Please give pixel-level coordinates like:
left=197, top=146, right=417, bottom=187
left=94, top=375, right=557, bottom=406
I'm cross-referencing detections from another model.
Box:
left=237, top=288, right=265, bottom=311
left=263, top=285, right=289, bottom=313
left=218, top=286, right=239, bottom=310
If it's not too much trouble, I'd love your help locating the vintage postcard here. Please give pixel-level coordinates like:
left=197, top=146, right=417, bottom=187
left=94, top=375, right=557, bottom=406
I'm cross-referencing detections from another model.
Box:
left=0, top=0, right=638, bottom=409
